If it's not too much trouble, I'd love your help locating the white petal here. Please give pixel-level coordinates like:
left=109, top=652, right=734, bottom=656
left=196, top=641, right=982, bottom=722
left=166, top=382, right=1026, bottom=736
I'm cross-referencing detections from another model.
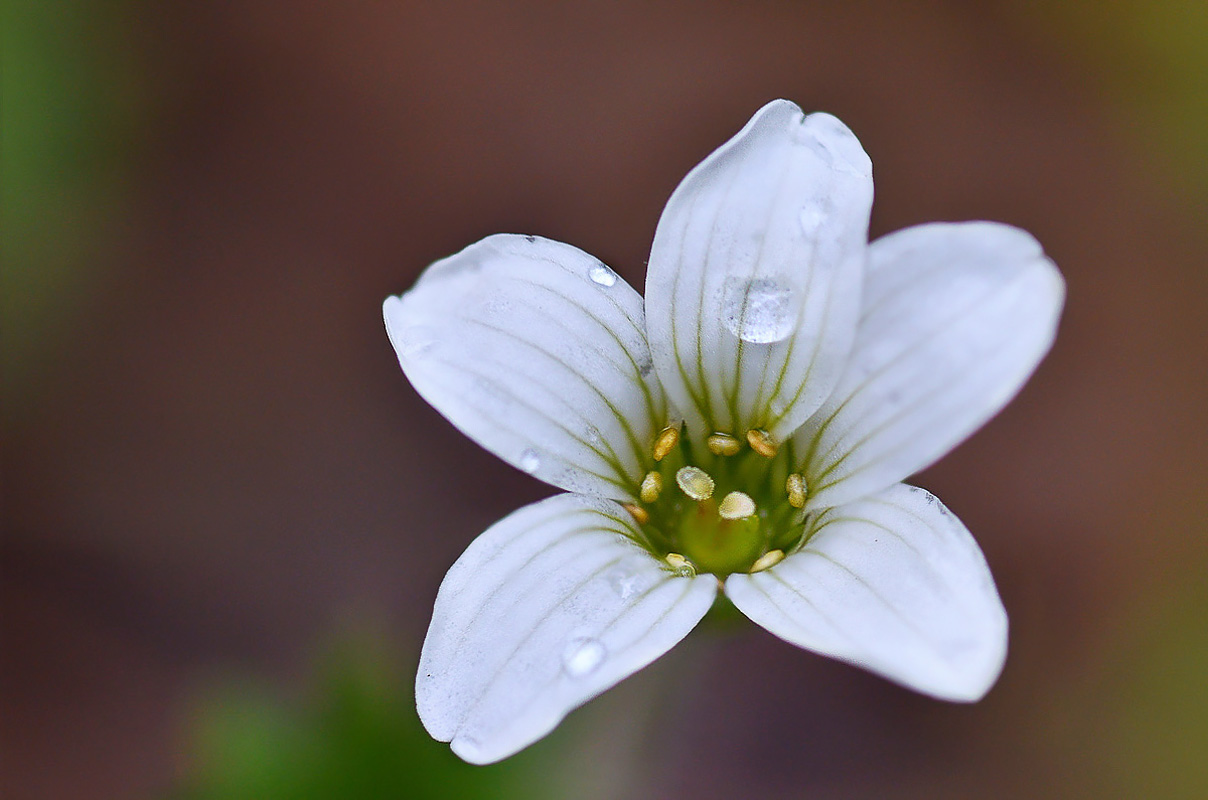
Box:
left=417, top=493, right=717, bottom=764
left=795, top=222, right=1065, bottom=510
left=384, top=235, right=668, bottom=500
left=645, top=100, right=873, bottom=442
left=725, top=483, right=1006, bottom=701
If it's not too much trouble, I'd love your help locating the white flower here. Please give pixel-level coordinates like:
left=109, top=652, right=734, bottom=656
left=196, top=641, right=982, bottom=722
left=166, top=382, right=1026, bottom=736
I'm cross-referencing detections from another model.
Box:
left=383, top=100, right=1064, bottom=765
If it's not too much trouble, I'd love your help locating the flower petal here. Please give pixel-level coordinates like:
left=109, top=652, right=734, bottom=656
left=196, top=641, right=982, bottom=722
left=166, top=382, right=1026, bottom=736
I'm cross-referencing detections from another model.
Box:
left=725, top=483, right=1006, bottom=701
left=795, top=222, right=1065, bottom=510
left=645, top=100, right=873, bottom=443
left=417, top=493, right=717, bottom=764
left=384, top=235, right=668, bottom=500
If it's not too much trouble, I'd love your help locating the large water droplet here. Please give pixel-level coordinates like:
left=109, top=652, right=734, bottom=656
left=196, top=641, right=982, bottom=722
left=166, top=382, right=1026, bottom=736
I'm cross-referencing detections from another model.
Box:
left=588, top=263, right=618, bottom=287
left=519, top=448, right=541, bottom=473
left=722, top=277, right=795, bottom=343
left=562, top=637, right=607, bottom=678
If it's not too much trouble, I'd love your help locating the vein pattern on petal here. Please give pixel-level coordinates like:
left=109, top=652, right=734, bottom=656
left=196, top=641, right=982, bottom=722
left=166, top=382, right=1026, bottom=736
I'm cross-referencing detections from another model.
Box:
left=417, top=494, right=717, bottom=764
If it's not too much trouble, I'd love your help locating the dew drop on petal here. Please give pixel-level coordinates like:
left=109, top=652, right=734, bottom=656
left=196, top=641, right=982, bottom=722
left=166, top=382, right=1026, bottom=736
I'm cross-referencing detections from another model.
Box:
left=562, top=637, right=607, bottom=678
left=604, top=566, right=640, bottom=601
left=588, top=263, right=617, bottom=287
left=722, top=277, right=795, bottom=343
left=519, top=448, right=541, bottom=473
left=799, top=205, right=826, bottom=236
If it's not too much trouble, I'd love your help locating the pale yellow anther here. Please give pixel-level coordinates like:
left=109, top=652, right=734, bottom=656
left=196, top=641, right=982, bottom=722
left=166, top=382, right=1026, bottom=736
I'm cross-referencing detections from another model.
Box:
left=750, top=549, right=785, bottom=573
left=706, top=432, right=742, bottom=456
left=652, top=426, right=680, bottom=461
left=675, top=466, right=715, bottom=501
left=718, top=491, right=756, bottom=520
left=746, top=429, right=778, bottom=458
left=786, top=473, right=807, bottom=509
left=665, top=552, right=696, bottom=576
left=621, top=502, right=649, bottom=525
left=639, top=471, right=663, bottom=503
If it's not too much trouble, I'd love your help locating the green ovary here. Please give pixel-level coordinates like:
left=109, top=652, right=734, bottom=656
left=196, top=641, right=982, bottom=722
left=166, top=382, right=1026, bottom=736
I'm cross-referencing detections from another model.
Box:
left=676, top=499, right=765, bottom=575
left=630, top=424, right=810, bottom=577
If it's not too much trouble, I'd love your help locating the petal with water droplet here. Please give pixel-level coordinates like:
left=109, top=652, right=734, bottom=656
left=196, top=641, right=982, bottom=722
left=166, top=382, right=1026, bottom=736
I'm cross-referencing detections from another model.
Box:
left=385, top=235, right=668, bottom=500
left=417, top=494, right=717, bottom=765
left=794, top=222, right=1065, bottom=509
left=645, top=100, right=873, bottom=440
left=725, top=483, right=1007, bottom=701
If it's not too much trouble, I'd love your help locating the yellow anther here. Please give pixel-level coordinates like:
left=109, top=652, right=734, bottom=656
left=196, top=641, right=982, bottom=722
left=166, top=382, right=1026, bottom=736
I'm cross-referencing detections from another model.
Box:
left=717, top=491, right=756, bottom=520
left=746, top=429, right=778, bottom=458
left=706, top=432, right=742, bottom=456
left=665, top=552, right=696, bottom=576
left=750, top=549, right=785, bottom=573
left=621, top=502, right=649, bottom=525
left=786, top=473, right=807, bottom=509
left=652, top=425, right=680, bottom=461
left=675, top=466, right=715, bottom=501
left=639, top=471, right=663, bottom=503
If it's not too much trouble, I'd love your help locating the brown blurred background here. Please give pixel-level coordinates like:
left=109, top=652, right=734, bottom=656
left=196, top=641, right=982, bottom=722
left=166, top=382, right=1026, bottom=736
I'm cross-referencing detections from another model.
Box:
left=4, top=2, right=1207, bottom=798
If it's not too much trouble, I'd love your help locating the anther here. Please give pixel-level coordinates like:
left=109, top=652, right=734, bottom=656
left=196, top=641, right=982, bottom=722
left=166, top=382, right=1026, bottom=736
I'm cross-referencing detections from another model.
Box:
left=718, top=491, right=756, bottom=520
left=706, top=432, right=742, bottom=456
left=786, top=473, right=806, bottom=509
left=750, top=549, right=785, bottom=573
left=746, top=429, right=778, bottom=457
left=665, top=552, right=696, bottom=576
left=652, top=425, right=680, bottom=461
left=640, top=471, right=663, bottom=503
left=675, top=466, right=715, bottom=500
left=621, top=502, right=649, bottom=524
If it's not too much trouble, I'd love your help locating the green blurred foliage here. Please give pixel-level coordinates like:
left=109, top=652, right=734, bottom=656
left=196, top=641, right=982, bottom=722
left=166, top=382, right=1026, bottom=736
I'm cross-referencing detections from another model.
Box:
left=1008, top=0, right=1208, bottom=195
left=172, top=640, right=558, bottom=800
left=1, top=0, right=145, bottom=409
left=1099, top=584, right=1208, bottom=797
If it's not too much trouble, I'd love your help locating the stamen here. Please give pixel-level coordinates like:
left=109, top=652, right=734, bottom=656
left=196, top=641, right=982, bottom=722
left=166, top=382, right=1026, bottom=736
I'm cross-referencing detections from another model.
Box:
left=621, top=502, right=649, bottom=524
left=652, top=425, right=679, bottom=461
left=750, top=549, right=785, bottom=573
left=639, top=471, right=663, bottom=503
left=786, top=473, right=807, bottom=509
left=706, top=432, right=742, bottom=456
left=717, top=491, right=756, bottom=520
left=675, top=466, right=715, bottom=500
left=746, top=429, right=778, bottom=458
left=665, top=552, right=696, bottom=576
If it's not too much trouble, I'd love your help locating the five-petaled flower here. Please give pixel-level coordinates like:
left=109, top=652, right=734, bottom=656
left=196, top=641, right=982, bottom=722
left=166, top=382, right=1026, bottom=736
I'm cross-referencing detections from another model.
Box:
left=383, top=100, right=1064, bottom=764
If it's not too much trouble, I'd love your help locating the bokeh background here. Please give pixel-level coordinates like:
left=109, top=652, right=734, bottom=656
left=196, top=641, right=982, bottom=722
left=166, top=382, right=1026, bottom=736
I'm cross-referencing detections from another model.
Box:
left=4, top=1, right=1207, bottom=798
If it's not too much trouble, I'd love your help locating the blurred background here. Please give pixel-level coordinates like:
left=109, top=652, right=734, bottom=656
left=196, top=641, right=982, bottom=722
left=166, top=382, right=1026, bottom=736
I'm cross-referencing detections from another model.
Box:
left=4, top=1, right=1206, bottom=797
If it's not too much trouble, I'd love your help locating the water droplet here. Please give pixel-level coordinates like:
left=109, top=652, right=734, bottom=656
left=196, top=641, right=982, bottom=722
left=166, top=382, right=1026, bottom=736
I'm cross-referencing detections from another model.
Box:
left=588, top=263, right=617, bottom=287
left=722, top=277, right=795, bottom=343
left=562, top=637, right=607, bottom=678
left=799, top=205, right=826, bottom=236
left=605, top=567, right=640, bottom=600
left=519, top=448, right=541, bottom=473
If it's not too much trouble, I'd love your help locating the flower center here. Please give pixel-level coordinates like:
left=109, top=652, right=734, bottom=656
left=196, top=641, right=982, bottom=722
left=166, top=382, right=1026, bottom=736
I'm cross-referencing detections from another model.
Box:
left=621, top=423, right=809, bottom=578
